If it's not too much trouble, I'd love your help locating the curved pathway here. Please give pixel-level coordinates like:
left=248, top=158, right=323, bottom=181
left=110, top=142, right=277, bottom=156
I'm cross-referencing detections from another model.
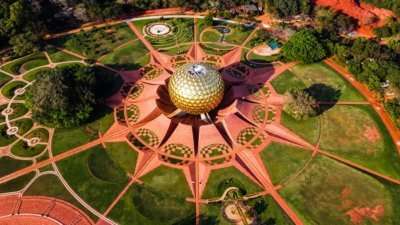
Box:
left=0, top=195, right=93, bottom=225
left=324, top=58, right=400, bottom=151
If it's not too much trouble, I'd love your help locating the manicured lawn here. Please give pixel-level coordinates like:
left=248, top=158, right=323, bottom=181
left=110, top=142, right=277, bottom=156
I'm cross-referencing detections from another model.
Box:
left=0, top=172, right=35, bottom=193
left=0, top=124, right=17, bottom=146
left=105, top=142, right=138, bottom=174
left=281, top=155, right=397, bottom=225
left=0, top=103, right=29, bottom=122
left=202, top=166, right=262, bottom=199
left=289, top=63, right=364, bottom=101
left=271, top=70, right=306, bottom=94
left=247, top=196, right=294, bottom=225
left=11, top=140, right=46, bottom=158
left=246, top=51, right=281, bottom=64
left=200, top=203, right=235, bottom=225
left=12, top=118, right=33, bottom=135
left=47, top=47, right=80, bottom=62
left=135, top=18, right=194, bottom=50
left=219, top=22, right=254, bottom=45
left=22, top=67, right=51, bottom=81
left=0, top=156, right=32, bottom=176
left=99, top=40, right=149, bottom=70
left=109, top=166, right=195, bottom=225
left=52, top=107, right=114, bottom=155
left=260, top=142, right=313, bottom=185
left=0, top=71, right=12, bottom=88
left=1, top=52, right=48, bottom=75
left=24, top=174, right=98, bottom=221
left=52, top=24, right=136, bottom=59
left=56, top=145, right=128, bottom=212
left=159, top=43, right=192, bottom=55
left=281, top=111, right=321, bottom=145
left=200, top=43, right=234, bottom=56
left=201, top=29, right=221, bottom=42
left=22, top=59, right=48, bottom=71
left=320, top=105, right=400, bottom=179
left=1, top=81, right=27, bottom=99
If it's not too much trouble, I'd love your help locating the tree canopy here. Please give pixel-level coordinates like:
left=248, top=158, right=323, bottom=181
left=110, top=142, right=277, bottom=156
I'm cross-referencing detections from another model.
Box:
left=282, top=29, right=327, bottom=64
left=25, top=65, right=96, bottom=128
left=284, top=88, right=318, bottom=120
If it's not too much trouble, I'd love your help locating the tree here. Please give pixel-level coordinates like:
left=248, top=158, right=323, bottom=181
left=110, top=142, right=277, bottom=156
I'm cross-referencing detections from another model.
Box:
left=25, top=65, right=96, bottom=128
left=284, top=88, right=318, bottom=120
left=282, top=29, right=327, bottom=64
left=204, top=13, right=214, bottom=26
left=9, top=32, right=40, bottom=57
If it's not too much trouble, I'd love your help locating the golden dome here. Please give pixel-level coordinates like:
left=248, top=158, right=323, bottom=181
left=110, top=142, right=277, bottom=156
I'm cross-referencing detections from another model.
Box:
left=168, top=63, right=224, bottom=115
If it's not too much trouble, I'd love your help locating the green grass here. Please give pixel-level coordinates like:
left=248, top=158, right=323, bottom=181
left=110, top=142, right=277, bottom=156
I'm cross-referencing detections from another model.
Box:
left=24, top=174, right=97, bottom=221
left=271, top=70, right=309, bottom=94
left=200, top=43, right=233, bottom=56
left=22, top=67, right=51, bottom=81
left=0, top=103, right=29, bottom=122
left=260, top=142, right=313, bottom=185
left=1, top=52, right=48, bottom=75
left=0, top=124, right=17, bottom=146
left=22, top=59, right=48, bottom=71
left=11, top=140, right=46, bottom=158
left=201, top=196, right=294, bottom=225
left=247, top=196, right=294, bottom=225
left=140, top=18, right=194, bottom=50
left=201, top=30, right=221, bottom=42
left=0, top=172, right=35, bottom=193
left=281, top=111, right=321, bottom=145
left=159, top=43, right=192, bottom=55
left=26, top=128, right=49, bottom=142
left=109, top=166, right=195, bottom=225
left=200, top=203, right=235, bottom=225
left=47, top=47, right=80, bottom=62
left=246, top=51, right=281, bottom=64
left=202, top=166, right=262, bottom=199
left=281, top=155, right=397, bottom=225
left=1, top=81, right=27, bottom=99
left=52, top=107, right=114, bottom=155
left=0, top=156, right=32, bottom=176
left=99, top=40, right=150, bottom=70
left=87, top=146, right=129, bottom=183
left=12, top=118, right=33, bottom=135
left=320, top=105, right=400, bottom=179
left=57, top=145, right=128, bottom=212
left=105, top=142, right=138, bottom=174
left=52, top=24, right=137, bottom=59
left=0, top=71, right=12, bottom=88
left=289, top=63, right=364, bottom=101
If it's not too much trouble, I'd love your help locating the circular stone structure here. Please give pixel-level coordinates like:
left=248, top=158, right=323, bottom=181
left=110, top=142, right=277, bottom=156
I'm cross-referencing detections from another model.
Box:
left=168, top=63, right=224, bottom=115
left=146, top=23, right=172, bottom=37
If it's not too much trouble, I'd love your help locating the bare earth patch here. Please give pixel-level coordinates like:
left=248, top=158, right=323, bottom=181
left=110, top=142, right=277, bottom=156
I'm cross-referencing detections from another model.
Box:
left=346, top=205, right=384, bottom=225
left=363, top=125, right=381, bottom=143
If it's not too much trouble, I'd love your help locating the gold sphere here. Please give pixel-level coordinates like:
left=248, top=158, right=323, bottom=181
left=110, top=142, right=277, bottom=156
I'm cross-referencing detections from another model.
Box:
left=168, top=63, right=224, bottom=115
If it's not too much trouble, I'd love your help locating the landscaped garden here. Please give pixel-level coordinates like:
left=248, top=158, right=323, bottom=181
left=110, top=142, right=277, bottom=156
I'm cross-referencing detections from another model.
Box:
left=0, top=13, right=399, bottom=225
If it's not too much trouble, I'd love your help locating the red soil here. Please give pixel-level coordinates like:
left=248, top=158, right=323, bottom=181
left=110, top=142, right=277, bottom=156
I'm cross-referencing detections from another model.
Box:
left=0, top=215, right=60, bottom=225
left=0, top=195, right=94, bottom=225
left=363, top=125, right=381, bottom=143
left=346, top=205, right=385, bottom=225
left=315, top=0, right=394, bottom=37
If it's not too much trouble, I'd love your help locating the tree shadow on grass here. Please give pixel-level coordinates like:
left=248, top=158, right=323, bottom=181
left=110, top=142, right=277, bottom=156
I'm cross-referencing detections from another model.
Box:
left=304, top=83, right=341, bottom=115
left=172, top=215, right=219, bottom=225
